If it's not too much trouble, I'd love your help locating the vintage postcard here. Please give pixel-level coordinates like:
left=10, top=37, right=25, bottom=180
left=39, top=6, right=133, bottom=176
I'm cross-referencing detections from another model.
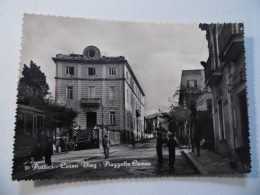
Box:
left=12, top=14, right=251, bottom=180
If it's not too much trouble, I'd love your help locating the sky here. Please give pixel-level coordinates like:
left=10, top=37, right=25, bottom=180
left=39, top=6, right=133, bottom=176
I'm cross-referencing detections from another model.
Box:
left=20, top=14, right=208, bottom=115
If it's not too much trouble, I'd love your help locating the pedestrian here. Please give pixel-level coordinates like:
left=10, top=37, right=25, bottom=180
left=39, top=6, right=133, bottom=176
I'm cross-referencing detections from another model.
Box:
left=167, top=134, right=177, bottom=168
left=44, top=135, right=53, bottom=166
left=132, top=137, right=136, bottom=148
left=156, top=133, right=163, bottom=164
left=185, top=135, right=189, bottom=149
left=36, top=130, right=44, bottom=160
left=102, top=135, right=110, bottom=159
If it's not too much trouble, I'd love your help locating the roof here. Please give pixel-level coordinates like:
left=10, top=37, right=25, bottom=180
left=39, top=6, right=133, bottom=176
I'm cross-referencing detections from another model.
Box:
left=145, top=112, right=162, bottom=119
left=52, top=47, right=145, bottom=96
left=125, top=61, right=145, bottom=96
left=17, top=104, right=45, bottom=114
left=181, top=69, right=204, bottom=76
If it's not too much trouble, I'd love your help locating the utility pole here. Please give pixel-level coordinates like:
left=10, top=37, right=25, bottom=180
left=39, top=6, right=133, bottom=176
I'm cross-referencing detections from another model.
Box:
left=102, top=104, right=104, bottom=139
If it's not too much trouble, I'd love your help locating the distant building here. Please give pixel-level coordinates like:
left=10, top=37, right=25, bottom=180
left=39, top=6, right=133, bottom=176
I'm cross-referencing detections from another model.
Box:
left=179, top=69, right=212, bottom=112
left=172, top=86, right=180, bottom=108
left=145, top=113, right=168, bottom=138
left=200, top=23, right=250, bottom=164
left=53, top=46, right=145, bottom=142
left=178, top=69, right=214, bottom=147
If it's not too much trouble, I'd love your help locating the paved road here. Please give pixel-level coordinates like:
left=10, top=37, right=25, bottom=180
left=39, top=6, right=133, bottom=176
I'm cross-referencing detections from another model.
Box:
left=15, top=139, right=199, bottom=180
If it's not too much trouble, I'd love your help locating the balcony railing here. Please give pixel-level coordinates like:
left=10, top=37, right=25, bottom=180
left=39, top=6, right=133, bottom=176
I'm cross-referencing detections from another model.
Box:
left=202, top=54, right=219, bottom=81
left=81, top=98, right=101, bottom=106
left=218, top=24, right=244, bottom=61
left=228, top=67, right=246, bottom=93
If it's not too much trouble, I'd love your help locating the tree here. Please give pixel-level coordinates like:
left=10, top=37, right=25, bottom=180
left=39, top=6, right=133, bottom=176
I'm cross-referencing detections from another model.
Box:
left=41, top=97, right=78, bottom=130
left=17, top=60, right=78, bottom=131
left=178, top=85, right=211, bottom=156
left=161, top=106, right=191, bottom=142
left=17, top=60, right=49, bottom=107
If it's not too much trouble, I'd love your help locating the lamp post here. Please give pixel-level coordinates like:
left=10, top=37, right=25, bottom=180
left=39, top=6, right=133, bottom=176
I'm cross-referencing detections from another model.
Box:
left=101, top=104, right=104, bottom=139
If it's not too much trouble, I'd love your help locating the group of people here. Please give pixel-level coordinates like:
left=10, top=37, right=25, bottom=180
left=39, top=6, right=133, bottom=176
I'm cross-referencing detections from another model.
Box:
left=156, top=133, right=177, bottom=168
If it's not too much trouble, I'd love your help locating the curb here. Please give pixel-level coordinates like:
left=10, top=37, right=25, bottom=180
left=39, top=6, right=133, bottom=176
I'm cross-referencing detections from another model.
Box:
left=181, top=149, right=209, bottom=176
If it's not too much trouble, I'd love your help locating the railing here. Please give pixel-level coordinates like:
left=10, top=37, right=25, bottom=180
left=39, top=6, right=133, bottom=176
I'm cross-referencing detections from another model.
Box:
left=81, top=98, right=101, bottom=105
left=203, top=54, right=218, bottom=81
left=55, top=54, right=125, bottom=61
left=56, top=54, right=84, bottom=60
left=228, top=67, right=246, bottom=93
left=218, top=24, right=244, bottom=56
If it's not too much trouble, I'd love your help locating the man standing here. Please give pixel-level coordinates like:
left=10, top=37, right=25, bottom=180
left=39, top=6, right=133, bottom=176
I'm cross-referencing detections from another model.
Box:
left=132, top=136, right=136, bottom=148
left=44, top=135, right=53, bottom=166
left=167, top=134, right=177, bottom=168
left=102, top=135, right=110, bottom=159
left=156, top=133, right=164, bottom=164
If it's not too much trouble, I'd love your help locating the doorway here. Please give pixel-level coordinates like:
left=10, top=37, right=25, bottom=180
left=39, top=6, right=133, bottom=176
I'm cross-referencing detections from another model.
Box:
left=238, top=92, right=250, bottom=162
left=86, top=112, right=97, bottom=129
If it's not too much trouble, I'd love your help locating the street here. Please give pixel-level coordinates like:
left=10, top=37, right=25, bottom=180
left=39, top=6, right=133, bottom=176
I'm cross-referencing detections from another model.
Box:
left=16, top=139, right=199, bottom=180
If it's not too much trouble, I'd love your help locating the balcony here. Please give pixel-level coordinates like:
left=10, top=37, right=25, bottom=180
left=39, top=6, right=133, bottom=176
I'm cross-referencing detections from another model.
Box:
left=81, top=98, right=101, bottom=107
left=228, top=67, right=246, bottom=93
left=218, top=24, right=244, bottom=62
left=201, top=56, right=222, bottom=87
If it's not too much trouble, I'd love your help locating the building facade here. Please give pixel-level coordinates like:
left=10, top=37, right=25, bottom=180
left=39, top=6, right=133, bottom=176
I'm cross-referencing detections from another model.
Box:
left=172, top=86, right=180, bottom=108
left=179, top=69, right=212, bottom=112
left=199, top=23, right=250, bottom=164
left=145, top=113, right=168, bottom=138
left=53, top=46, right=145, bottom=142
left=178, top=69, right=214, bottom=147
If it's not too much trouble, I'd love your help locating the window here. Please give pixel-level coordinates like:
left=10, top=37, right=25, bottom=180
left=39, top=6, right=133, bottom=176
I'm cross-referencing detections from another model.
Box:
left=88, top=67, right=96, bottom=76
left=16, top=113, right=24, bottom=136
left=65, top=66, right=74, bottom=75
left=127, top=89, right=129, bottom=103
left=126, top=71, right=129, bottom=80
left=109, top=67, right=117, bottom=75
left=109, top=112, right=116, bottom=125
left=88, top=86, right=95, bottom=98
left=127, top=113, right=130, bottom=127
left=109, top=87, right=115, bottom=101
left=25, top=113, right=33, bottom=137
left=66, top=86, right=73, bottom=100
left=88, top=49, right=96, bottom=58
left=36, top=116, right=44, bottom=134
left=130, top=77, right=134, bottom=88
left=187, top=80, right=197, bottom=88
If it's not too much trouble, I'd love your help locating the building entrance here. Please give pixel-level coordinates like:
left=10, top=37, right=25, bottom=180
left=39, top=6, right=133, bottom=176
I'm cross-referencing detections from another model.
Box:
left=86, top=112, right=97, bottom=129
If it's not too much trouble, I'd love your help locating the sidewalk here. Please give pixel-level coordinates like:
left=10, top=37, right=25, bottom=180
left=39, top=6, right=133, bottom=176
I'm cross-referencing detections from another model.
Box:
left=180, top=146, right=240, bottom=176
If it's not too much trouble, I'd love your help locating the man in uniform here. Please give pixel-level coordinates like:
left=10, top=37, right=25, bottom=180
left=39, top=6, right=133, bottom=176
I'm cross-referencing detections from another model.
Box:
left=102, top=135, right=110, bottom=159
left=167, top=134, right=177, bottom=168
left=156, top=133, right=164, bottom=164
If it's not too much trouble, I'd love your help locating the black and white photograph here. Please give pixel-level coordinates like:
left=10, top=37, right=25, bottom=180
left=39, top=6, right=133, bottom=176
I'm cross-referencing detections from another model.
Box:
left=12, top=14, right=251, bottom=180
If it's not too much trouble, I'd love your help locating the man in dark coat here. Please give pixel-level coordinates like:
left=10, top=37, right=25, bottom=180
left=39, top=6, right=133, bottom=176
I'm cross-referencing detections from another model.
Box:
left=44, top=135, right=53, bottom=166
left=167, top=134, right=177, bottom=168
left=132, top=137, right=136, bottom=148
left=156, top=133, right=164, bottom=164
left=102, top=135, right=110, bottom=159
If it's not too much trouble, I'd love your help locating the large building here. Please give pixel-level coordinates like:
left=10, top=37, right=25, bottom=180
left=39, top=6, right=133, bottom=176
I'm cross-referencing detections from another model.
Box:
left=53, top=46, right=145, bottom=142
left=199, top=23, right=250, bottom=165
